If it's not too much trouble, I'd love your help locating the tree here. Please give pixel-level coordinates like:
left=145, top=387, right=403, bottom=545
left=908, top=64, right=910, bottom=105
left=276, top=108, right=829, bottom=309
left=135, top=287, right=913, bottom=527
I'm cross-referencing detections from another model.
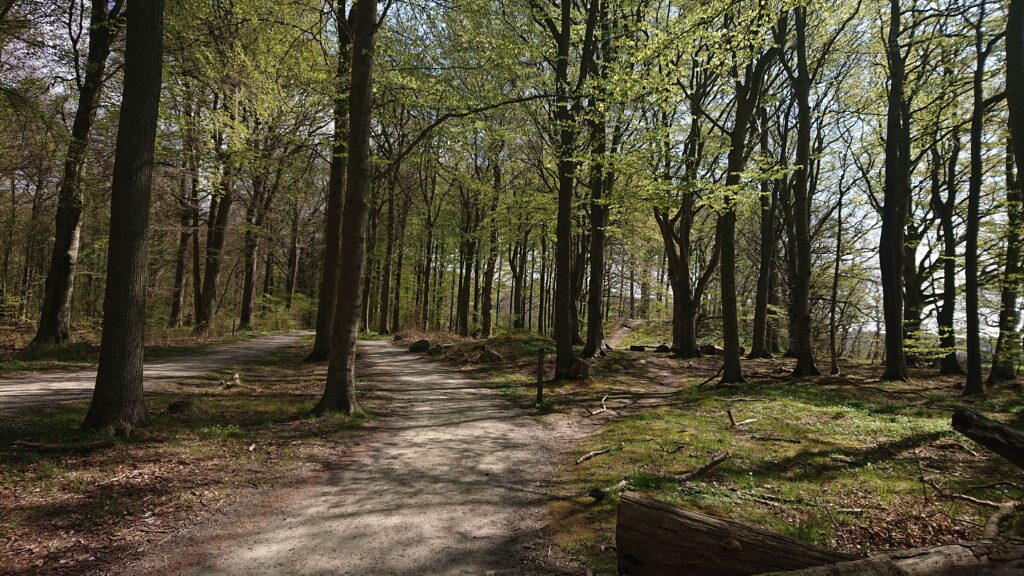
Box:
left=81, top=0, right=165, bottom=435
left=315, top=0, right=376, bottom=415
left=783, top=3, right=820, bottom=377
left=879, top=0, right=911, bottom=382
left=34, top=0, right=123, bottom=344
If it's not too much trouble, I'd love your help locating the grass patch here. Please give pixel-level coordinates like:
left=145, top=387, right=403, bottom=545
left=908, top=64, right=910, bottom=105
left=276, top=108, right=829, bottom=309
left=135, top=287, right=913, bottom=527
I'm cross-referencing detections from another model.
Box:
left=464, top=349, right=1024, bottom=574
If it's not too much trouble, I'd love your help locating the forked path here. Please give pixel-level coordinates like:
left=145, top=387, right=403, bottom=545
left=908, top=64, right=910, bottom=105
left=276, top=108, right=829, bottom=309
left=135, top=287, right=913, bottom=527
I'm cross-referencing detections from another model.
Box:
left=135, top=340, right=559, bottom=576
left=0, top=332, right=312, bottom=414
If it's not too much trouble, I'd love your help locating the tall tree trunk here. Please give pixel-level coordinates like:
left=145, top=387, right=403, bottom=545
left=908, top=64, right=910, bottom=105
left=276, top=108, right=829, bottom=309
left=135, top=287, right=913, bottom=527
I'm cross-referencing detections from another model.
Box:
left=829, top=184, right=844, bottom=375
left=285, top=201, right=300, bottom=310
left=481, top=158, right=500, bottom=338
left=360, top=203, right=377, bottom=332
left=35, top=0, right=121, bottom=344
left=749, top=109, right=777, bottom=359
left=539, top=230, right=547, bottom=335
left=315, top=0, right=375, bottom=416
left=718, top=44, right=777, bottom=384
left=934, top=137, right=964, bottom=375
left=190, top=183, right=203, bottom=324
left=990, top=138, right=1023, bottom=383
left=307, top=2, right=350, bottom=361
left=82, top=0, right=164, bottom=435
left=377, top=183, right=395, bottom=333
left=583, top=95, right=608, bottom=357
left=790, top=6, right=820, bottom=377
left=964, top=7, right=990, bottom=396
left=421, top=224, right=433, bottom=328
left=879, top=0, right=911, bottom=381
left=1010, top=0, right=1024, bottom=175
left=239, top=171, right=274, bottom=330
left=390, top=190, right=410, bottom=335
left=168, top=179, right=191, bottom=328
left=195, top=103, right=237, bottom=335
left=3, top=178, right=14, bottom=286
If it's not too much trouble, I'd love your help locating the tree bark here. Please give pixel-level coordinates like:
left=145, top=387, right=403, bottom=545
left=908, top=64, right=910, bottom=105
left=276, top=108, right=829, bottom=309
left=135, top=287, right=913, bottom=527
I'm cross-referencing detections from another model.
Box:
left=195, top=99, right=237, bottom=336
left=829, top=183, right=844, bottom=375
left=963, top=9, right=990, bottom=396
left=168, top=177, right=191, bottom=328
left=481, top=154, right=501, bottom=338
left=718, top=44, right=777, bottom=384
left=552, top=0, right=599, bottom=378
left=390, top=188, right=410, bottom=334
left=285, top=201, right=301, bottom=310
left=583, top=98, right=608, bottom=357
left=82, top=0, right=164, bottom=436
left=377, top=181, right=395, bottom=333
left=789, top=6, right=820, bottom=378
left=879, top=0, right=911, bottom=381
left=34, top=0, right=121, bottom=344
left=749, top=108, right=778, bottom=360
left=307, top=2, right=350, bottom=361
left=990, top=138, right=1022, bottom=383
left=315, top=0, right=375, bottom=416
left=952, top=408, right=1024, bottom=470
left=934, top=136, right=964, bottom=375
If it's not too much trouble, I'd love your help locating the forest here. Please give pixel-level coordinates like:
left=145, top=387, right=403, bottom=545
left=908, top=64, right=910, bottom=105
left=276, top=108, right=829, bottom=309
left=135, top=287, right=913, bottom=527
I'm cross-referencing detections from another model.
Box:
left=1, top=0, right=1024, bottom=574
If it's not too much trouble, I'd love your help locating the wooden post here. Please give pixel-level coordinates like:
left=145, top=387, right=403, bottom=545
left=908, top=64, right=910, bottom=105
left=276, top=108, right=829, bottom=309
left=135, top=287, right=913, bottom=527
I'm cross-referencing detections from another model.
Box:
left=536, top=348, right=545, bottom=404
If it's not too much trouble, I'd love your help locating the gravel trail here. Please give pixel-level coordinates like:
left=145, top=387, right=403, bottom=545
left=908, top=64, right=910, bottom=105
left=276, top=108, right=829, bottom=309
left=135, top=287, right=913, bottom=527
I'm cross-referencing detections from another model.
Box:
left=134, top=340, right=557, bottom=576
left=0, top=332, right=312, bottom=414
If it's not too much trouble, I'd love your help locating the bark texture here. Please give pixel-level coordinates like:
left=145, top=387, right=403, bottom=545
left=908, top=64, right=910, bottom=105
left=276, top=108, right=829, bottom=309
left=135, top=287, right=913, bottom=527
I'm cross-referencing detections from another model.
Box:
left=315, top=0, right=375, bottom=416
left=82, top=0, right=164, bottom=436
left=34, top=0, right=122, bottom=344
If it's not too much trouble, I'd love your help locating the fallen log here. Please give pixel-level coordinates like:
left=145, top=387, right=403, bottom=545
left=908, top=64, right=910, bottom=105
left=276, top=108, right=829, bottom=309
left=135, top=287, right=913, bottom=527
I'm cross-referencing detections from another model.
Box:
left=759, top=537, right=1024, bottom=575
left=951, top=408, right=1024, bottom=470
left=616, top=492, right=857, bottom=576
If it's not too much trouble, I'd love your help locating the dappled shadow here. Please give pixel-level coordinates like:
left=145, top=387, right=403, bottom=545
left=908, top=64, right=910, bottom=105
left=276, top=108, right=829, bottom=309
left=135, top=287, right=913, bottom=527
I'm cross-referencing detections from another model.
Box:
left=139, top=340, right=561, bottom=576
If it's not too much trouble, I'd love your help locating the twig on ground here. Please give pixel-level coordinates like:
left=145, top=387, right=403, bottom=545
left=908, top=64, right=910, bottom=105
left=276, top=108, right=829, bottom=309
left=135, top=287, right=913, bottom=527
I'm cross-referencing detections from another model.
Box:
left=923, top=477, right=1003, bottom=508
left=589, top=479, right=629, bottom=502
left=750, top=433, right=801, bottom=444
left=585, top=395, right=609, bottom=417
left=577, top=447, right=611, bottom=465
left=924, top=476, right=1023, bottom=535
left=727, top=409, right=756, bottom=428
left=649, top=437, right=683, bottom=454
left=933, top=439, right=980, bottom=457
left=672, top=451, right=730, bottom=483
left=698, top=365, right=724, bottom=387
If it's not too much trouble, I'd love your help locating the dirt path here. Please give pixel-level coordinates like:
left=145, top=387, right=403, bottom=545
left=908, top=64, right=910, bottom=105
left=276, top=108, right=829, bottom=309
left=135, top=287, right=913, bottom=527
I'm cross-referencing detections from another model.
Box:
left=129, top=340, right=560, bottom=576
left=0, top=332, right=312, bottom=414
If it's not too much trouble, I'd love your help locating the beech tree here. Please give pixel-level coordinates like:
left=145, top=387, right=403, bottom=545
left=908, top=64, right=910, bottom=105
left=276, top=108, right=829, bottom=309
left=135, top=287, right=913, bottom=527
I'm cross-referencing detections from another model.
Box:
left=81, top=0, right=164, bottom=435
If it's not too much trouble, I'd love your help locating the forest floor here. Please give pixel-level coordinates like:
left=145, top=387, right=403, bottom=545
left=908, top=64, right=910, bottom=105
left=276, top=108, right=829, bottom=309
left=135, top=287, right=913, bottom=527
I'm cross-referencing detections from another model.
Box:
left=0, top=334, right=368, bottom=575
left=4, top=330, right=1023, bottom=576
left=0, top=332, right=312, bottom=412
left=413, top=331, right=1024, bottom=575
